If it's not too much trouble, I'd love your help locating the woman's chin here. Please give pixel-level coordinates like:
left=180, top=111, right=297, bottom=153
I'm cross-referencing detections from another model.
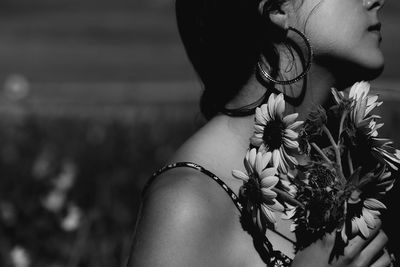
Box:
left=339, top=59, right=385, bottom=86
left=358, top=52, right=385, bottom=80
left=360, top=62, right=385, bottom=81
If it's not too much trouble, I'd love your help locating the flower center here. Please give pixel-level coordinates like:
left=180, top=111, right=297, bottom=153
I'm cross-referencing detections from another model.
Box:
left=262, top=120, right=285, bottom=150
left=308, top=164, right=336, bottom=188
left=243, top=177, right=263, bottom=204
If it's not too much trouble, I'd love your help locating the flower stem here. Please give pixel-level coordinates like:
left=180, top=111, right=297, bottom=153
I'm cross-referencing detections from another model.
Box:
left=338, top=110, right=348, bottom=145
left=322, top=125, right=344, bottom=180
left=272, top=187, right=305, bottom=208
left=347, top=150, right=354, bottom=174
left=311, top=142, right=332, bottom=165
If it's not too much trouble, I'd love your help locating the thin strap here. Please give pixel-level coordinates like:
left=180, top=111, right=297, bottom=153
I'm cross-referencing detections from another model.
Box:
left=143, top=162, right=293, bottom=266
left=143, top=162, right=244, bottom=212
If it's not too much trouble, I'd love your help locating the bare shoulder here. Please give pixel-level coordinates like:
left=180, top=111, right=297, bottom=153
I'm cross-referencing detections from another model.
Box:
left=128, top=168, right=242, bottom=267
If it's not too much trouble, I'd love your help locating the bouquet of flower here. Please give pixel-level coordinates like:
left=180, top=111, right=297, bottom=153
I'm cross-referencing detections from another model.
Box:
left=232, top=82, right=399, bottom=260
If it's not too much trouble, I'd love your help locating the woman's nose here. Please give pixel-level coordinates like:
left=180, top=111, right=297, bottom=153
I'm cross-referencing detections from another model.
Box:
left=363, top=0, right=385, bottom=11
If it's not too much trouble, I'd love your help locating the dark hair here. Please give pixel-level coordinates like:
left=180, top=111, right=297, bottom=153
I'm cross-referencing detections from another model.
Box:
left=176, top=0, right=286, bottom=120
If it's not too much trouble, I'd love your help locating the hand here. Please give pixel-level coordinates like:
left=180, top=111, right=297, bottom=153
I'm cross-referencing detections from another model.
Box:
left=291, top=221, right=393, bottom=267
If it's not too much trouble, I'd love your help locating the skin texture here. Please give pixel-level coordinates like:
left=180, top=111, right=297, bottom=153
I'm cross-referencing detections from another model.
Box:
left=298, top=0, right=385, bottom=76
left=129, top=0, right=393, bottom=266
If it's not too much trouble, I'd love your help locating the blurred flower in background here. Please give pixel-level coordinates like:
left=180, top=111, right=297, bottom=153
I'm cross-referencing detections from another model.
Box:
left=61, top=204, right=81, bottom=232
left=0, top=110, right=198, bottom=266
left=3, top=74, right=30, bottom=102
left=10, top=246, right=30, bottom=267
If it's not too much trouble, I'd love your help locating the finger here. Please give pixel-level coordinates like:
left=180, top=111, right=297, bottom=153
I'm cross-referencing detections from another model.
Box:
left=370, top=248, right=392, bottom=267
left=345, top=219, right=382, bottom=257
left=357, top=231, right=388, bottom=266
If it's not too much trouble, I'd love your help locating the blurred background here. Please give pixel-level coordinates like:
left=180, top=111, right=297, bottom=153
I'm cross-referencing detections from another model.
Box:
left=0, top=0, right=398, bottom=266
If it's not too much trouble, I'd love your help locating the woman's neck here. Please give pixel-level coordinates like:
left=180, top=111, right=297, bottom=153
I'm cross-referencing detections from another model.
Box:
left=285, top=63, right=337, bottom=120
left=223, top=59, right=341, bottom=151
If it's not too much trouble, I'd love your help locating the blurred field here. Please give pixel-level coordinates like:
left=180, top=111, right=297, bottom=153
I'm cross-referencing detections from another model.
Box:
left=0, top=0, right=196, bottom=83
left=0, top=106, right=201, bottom=267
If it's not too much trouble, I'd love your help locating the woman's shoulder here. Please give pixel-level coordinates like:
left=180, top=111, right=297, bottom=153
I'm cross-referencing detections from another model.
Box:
left=129, top=167, right=243, bottom=267
left=144, top=167, right=238, bottom=223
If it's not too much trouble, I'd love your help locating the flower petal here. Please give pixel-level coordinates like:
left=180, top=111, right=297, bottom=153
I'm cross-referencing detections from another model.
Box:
left=232, top=170, right=249, bottom=182
left=364, top=198, right=387, bottom=210
left=367, top=209, right=381, bottom=217
left=255, top=152, right=265, bottom=175
left=351, top=219, right=358, bottom=234
left=254, top=124, right=264, bottom=133
left=283, top=138, right=299, bottom=150
left=260, top=104, right=271, bottom=122
left=250, top=137, right=263, bottom=147
left=280, top=180, right=297, bottom=196
left=261, top=188, right=277, bottom=199
left=290, top=223, right=297, bottom=232
left=268, top=94, right=276, bottom=120
left=261, top=175, right=279, bottom=189
left=260, top=167, right=277, bottom=179
left=287, top=121, right=303, bottom=130
left=278, top=147, right=289, bottom=173
left=284, top=129, right=298, bottom=140
left=283, top=113, right=298, bottom=125
left=281, top=207, right=296, bottom=220
left=341, top=225, right=348, bottom=243
left=269, top=200, right=285, bottom=212
left=248, top=148, right=257, bottom=168
left=262, top=152, right=272, bottom=167
left=331, top=87, right=344, bottom=104
left=281, top=147, right=298, bottom=166
left=355, top=217, right=370, bottom=238
left=367, top=95, right=378, bottom=106
left=255, top=107, right=267, bottom=125
left=365, top=102, right=380, bottom=116
left=272, top=149, right=280, bottom=169
left=261, top=204, right=276, bottom=224
left=275, top=94, right=285, bottom=119
left=362, top=208, right=377, bottom=229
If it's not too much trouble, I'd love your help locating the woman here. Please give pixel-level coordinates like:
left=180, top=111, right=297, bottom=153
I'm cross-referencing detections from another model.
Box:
left=129, top=0, right=393, bottom=265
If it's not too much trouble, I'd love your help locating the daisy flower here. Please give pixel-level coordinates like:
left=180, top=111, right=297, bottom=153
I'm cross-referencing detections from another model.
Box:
left=232, top=148, right=284, bottom=227
left=375, top=169, right=396, bottom=194
left=250, top=93, right=303, bottom=174
left=350, top=83, right=400, bottom=170
left=332, top=81, right=382, bottom=118
left=371, top=140, right=400, bottom=170
left=343, top=196, right=385, bottom=241
left=348, top=82, right=382, bottom=134
left=336, top=81, right=400, bottom=170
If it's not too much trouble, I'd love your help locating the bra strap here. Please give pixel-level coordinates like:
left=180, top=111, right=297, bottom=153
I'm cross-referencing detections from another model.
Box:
left=143, top=162, right=243, bottom=212
left=144, top=162, right=293, bottom=266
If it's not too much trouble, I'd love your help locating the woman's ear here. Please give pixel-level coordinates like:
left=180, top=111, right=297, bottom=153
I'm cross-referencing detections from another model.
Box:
left=258, top=0, right=290, bottom=30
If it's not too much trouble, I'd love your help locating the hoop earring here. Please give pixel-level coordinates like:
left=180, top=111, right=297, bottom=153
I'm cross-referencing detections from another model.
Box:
left=257, top=26, right=313, bottom=85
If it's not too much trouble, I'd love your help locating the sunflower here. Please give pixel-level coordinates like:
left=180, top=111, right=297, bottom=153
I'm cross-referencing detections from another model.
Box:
left=375, top=169, right=396, bottom=193
left=232, top=148, right=284, bottom=227
left=350, top=83, right=400, bottom=170
left=348, top=82, right=382, bottom=133
left=336, top=81, right=400, bottom=170
left=250, top=93, right=303, bottom=174
left=332, top=81, right=381, bottom=114
left=342, top=197, right=384, bottom=241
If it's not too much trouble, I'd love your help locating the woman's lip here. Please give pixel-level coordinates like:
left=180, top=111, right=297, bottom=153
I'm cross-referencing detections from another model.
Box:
left=368, top=23, right=382, bottom=42
left=368, top=22, right=382, bottom=32
left=370, top=30, right=382, bottom=42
